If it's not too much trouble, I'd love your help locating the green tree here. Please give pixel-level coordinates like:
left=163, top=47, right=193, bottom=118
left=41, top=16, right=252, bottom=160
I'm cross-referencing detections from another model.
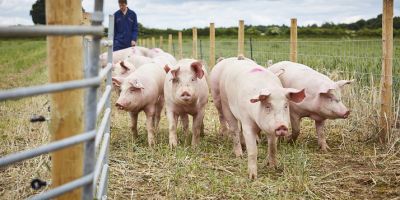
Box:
left=30, top=0, right=45, bottom=25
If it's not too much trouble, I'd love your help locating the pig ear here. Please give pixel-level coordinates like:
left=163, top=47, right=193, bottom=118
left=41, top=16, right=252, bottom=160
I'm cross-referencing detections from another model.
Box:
left=164, top=65, right=171, bottom=73
left=250, top=89, right=271, bottom=103
left=112, top=76, right=124, bottom=88
left=170, top=67, right=180, bottom=78
left=129, top=79, right=144, bottom=90
left=274, top=69, right=285, bottom=77
left=285, top=88, right=306, bottom=103
left=319, top=88, right=335, bottom=98
left=191, top=61, right=204, bottom=79
left=336, top=79, right=354, bottom=88
left=119, top=61, right=130, bottom=72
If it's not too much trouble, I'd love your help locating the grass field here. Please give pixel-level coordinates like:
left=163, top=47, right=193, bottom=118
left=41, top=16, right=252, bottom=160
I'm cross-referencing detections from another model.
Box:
left=0, top=38, right=399, bottom=199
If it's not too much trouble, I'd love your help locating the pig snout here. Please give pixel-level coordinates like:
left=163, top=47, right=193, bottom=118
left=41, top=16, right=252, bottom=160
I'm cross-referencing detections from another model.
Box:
left=275, top=125, right=288, bottom=137
left=180, top=91, right=192, bottom=101
left=115, top=102, right=128, bottom=110
left=342, top=110, right=351, bottom=119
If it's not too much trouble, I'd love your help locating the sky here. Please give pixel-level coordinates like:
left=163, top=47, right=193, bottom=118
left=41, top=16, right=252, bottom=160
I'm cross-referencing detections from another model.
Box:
left=0, top=0, right=398, bottom=29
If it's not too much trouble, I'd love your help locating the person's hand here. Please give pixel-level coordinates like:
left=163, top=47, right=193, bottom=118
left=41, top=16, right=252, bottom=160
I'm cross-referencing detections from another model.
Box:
left=131, top=40, right=136, bottom=47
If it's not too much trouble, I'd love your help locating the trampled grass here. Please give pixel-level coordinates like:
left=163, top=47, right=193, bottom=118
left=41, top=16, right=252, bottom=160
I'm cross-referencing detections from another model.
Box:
left=0, top=38, right=399, bottom=199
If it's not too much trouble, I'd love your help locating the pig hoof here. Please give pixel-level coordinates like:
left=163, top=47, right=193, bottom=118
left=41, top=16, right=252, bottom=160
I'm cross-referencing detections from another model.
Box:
left=234, top=149, right=243, bottom=158
left=169, top=141, right=177, bottom=149
left=320, top=144, right=331, bottom=152
left=248, top=172, right=257, bottom=180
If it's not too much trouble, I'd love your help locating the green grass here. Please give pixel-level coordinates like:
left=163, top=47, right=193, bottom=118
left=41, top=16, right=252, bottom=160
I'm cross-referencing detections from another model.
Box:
left=1, top=38, right=399, bottom=199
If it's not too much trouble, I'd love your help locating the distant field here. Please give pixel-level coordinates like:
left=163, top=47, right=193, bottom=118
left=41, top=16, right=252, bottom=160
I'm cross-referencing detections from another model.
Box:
left=0, top=38, right=399, bottom=199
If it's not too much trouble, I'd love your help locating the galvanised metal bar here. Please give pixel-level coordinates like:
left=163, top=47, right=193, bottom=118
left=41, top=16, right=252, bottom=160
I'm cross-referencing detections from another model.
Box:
left=0, top=77, right=100, bottom=101
left=0, top=130, right=96, bottom=167
left=99, top=63, right=113, bottom=79
left=101, top=14, right=115, bottom=199
left=95, top=108, right=111, bottom=148
left=96, top=85, right=112, bottom=117
left=29, top=173, right=94, bottom=200
left=0, top=25, right=104, bottom=38
left=93, top=133, right=110, bottom=186
left=83, top=0, right=104, bottom=199
left=96, top=164, right=109, bottom=199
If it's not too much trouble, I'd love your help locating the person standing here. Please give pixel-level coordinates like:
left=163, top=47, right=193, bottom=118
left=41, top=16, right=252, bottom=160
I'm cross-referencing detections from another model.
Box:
left=113, top=0, right=138, bottom=51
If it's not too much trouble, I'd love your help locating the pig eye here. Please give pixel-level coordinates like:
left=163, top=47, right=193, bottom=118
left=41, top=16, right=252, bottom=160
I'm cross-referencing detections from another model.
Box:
left=284, top=103, right=288, bottom=109
left=265, top=103, right=272, bottom=110
left=171, top=78, right=179, bottom=83
left=129, top=87, right=139, bottom=92
left=191, top=77, right=196, bottom=81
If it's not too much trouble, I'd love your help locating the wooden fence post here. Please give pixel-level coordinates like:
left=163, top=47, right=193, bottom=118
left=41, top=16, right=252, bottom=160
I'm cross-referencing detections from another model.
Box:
left=290, top=18, right=298, bottom=62
left=238, top=20, right=244, bottom=56
left=159, top=35, right=163, bottom=49
left=210, top=22, right=215, bottom=68
left=152, top=37, right=156, bottom=48
left=168, top=34, right=173, bottom=54
left=178, top=31, right=183, bottom=59
left=47, top=1, right=84, bottom=199
left=192, top=27, right=198, bottom=59
left=147, top=38, right=150, bottom=48
left=380, top=0, right=393, bottom=143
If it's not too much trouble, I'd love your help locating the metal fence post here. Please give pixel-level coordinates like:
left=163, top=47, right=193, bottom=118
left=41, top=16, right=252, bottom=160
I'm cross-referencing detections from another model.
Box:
left=83, top=0, right=104, bottom=199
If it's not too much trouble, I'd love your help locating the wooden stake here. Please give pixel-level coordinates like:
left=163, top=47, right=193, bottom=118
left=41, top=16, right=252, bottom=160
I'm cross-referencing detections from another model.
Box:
left=238, top=20, right=244, bottom=56
left=168, top=34, right=173, bottom=54
left=46, top=1, right=84, bottom=199
left=290, top=18, right=298, bottom=62
left=159, top=35, right=163, bottom=49
left=210, top=22, right=215, bottom=68
left=192, top=27, right=198, bottom=59
left=152, top=37, right=156, bottom=48
left=178, top=31, right=183, bottom=59
left=380, top=0, right=393, bottom=143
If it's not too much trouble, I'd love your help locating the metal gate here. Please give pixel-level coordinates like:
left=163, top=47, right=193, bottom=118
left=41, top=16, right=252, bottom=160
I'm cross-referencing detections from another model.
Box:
left=0, top=1, right=113, bottom=199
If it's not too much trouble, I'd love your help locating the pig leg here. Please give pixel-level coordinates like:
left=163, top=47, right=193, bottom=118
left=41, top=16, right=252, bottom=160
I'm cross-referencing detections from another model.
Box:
left=192, top=110, right=205, bottom=147
left=129, top=112, right=139, bottom=138
left=212, top=91, right=228, bottom=136
left=144, top=107, right=156, bottom=147
left=242, top=124, right=258, bottom=179
left=200, top=121, right=205, bottom=137
left=288, top=114, right=301, bottom=143
left=316, top=120, right=330, bottom=152
left=222, top=103, right=242, bottom=157
left=180, top=114, right=190, bottom=145
left=166, top=108, right=179, bottom=148
left=154, top=96, right=164, bottom=130
left=267, top=134, right=278, bottom=168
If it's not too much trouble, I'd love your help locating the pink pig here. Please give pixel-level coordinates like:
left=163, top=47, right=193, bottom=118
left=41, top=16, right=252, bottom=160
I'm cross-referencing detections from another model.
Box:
left=112, top=55, right=153, bottom=77
left=210, top=56, right=305, bottom=179
left=99, top=46, right=150, bottom=67
left=268, top=61, right=353, bottom=151
left=112, top=62, right=166, bottom=147
left=164, top=59, right=209, bottom=148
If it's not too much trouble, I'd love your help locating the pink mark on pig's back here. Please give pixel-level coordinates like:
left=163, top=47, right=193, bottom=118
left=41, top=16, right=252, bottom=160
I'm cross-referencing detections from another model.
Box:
left=249, top=67, right=266, bottom=73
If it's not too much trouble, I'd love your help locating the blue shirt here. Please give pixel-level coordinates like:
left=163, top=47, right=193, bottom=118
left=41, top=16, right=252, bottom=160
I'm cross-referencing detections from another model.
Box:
left=113, top=8, right=138, bottom=51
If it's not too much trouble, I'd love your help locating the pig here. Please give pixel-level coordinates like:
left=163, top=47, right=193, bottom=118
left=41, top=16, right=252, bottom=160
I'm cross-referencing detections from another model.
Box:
left=99, top=46, right=150, bottom=67
left=268, top=61, right=353, bottom=151
left=113, top=55, right=153, bottom=77
left=210, top=56, right=305, bottom=179
left=164, top=59, right=209, bottom=148
left=113, top=62, right=166, bottom=147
